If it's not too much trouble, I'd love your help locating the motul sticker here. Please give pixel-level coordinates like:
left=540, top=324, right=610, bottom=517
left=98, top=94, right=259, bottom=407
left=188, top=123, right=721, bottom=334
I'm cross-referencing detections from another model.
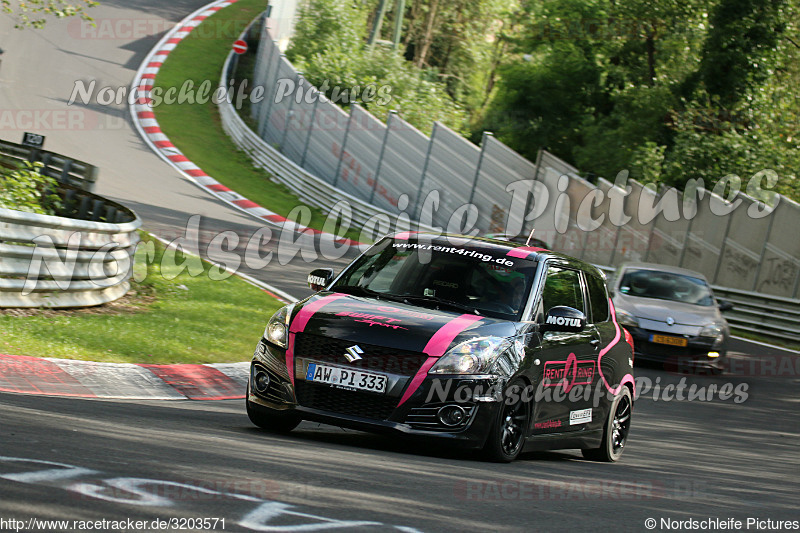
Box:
left=569, top=408, right=592, bottom=425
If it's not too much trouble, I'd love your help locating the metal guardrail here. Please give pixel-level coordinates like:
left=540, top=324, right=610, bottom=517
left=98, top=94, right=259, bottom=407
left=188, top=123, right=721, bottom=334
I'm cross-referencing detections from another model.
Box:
left=0, top=138, right=99, bottom=192
left=597, top=265, right=800, bottom=346
left=711, top=286, right=800, bottom=345
left=0, top=185, right=141, bottom=308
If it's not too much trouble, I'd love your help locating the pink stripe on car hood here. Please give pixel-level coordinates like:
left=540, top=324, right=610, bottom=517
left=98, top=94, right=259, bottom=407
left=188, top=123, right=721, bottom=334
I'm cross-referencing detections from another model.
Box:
left=397, top=314, right=483, bottom=406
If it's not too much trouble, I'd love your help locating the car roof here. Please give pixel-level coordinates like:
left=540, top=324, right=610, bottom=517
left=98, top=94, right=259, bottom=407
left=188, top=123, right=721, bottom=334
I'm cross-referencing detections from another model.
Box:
left=615, top=262, right=709, bottom=282
left=391, top=232, right=605, bottom=278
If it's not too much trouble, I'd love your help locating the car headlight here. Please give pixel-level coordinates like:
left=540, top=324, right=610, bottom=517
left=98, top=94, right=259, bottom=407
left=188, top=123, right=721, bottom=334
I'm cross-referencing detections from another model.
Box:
left=429, top=337, right=513, bottom=375
left=616, top=310, right=640, bottom=329
left=699, top=323, right=723, bottom=338
left=264, top=305, right=293, bottom=348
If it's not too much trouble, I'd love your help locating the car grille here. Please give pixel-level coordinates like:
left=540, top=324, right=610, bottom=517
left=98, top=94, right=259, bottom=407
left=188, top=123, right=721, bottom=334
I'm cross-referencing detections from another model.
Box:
left=293, top=333, right=428, bottom=376
left=294, top=381, right=397, bottom=420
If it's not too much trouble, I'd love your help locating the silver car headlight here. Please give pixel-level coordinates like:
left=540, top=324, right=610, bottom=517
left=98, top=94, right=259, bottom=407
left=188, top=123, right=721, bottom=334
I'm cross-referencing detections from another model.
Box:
left=699, top=322, right=724, bottom=339
left=429, top=337, right=513, bottom=375
left=616, top=310, right=640, bottom=329
left=264, top=304, right=293, bottom=348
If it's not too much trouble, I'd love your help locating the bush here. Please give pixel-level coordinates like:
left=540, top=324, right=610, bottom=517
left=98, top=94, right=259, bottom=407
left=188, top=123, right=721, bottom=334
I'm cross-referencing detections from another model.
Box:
left=287, top=0, right=467, bottom=136
left=0, top=159, right=62, bottom=215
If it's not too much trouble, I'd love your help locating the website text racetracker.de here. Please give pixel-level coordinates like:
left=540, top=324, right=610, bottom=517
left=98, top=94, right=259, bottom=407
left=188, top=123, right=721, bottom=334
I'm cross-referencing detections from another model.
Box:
left=0, top=517, right=226, bottom=532
left=392, top=242, right=516, bottom=266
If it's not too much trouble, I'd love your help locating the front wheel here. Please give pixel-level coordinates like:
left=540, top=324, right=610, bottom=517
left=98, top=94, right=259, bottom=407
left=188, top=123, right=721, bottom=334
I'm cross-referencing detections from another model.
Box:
left=246, top=385, right=301, bottom=433
left=482, top=379, right=530, bottom=463
left=582, top=387, right=632, bottom=462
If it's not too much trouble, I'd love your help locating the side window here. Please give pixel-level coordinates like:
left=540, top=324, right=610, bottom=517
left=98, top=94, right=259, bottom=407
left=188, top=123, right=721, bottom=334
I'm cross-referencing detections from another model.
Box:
left=540, top=265, right=585, bottom=318
left=586, top=274, right=609, bottom=323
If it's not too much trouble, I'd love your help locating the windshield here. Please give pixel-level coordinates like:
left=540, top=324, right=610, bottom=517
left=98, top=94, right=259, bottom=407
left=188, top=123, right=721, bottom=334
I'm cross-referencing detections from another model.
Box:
left=618, top=269, right=714, bottom=306
left=332, top=238, right=538, bottom=320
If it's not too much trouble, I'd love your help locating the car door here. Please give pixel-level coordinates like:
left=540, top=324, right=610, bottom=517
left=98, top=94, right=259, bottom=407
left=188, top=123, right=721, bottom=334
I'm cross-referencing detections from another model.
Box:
left=529, top=262, right=597, bottom=433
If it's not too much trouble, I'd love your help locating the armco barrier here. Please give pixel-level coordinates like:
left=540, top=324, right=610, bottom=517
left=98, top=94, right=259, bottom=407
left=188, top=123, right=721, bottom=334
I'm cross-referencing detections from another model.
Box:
left=0, top=186, right=141, bottom=308
left=1, top=138, right=99, bottom=192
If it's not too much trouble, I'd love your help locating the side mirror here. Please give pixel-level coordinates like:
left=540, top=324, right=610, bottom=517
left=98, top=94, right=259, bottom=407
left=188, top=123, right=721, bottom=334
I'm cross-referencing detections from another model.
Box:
left=542, top=306, right=587, bottom=333
left=308, top=268, right=334, bottom=292
left=718, top=299, right=734, bottom=312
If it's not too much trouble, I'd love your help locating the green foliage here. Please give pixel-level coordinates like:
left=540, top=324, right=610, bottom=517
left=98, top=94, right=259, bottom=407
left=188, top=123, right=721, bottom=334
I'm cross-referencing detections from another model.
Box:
left=295, top=46, right=468, bottom=135
left=0, top=160, right=62, bottom=215
left=288, top=0, right=468, bottom=135
left=479, top=0, right=800, bottom=203
left=691, top=0, right=787, bottom=105
left=1, top=0, right=98, bottom=29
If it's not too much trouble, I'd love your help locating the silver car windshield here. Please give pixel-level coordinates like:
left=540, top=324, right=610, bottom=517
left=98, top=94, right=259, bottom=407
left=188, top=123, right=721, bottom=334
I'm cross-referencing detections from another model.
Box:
left=619, top=269, right=714, bottom=306
left=332, top=238, right=538, bottom=320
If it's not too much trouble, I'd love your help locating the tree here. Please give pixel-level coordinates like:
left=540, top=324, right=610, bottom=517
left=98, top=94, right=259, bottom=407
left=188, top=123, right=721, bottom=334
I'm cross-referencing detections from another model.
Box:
left=2, top=0, right=98, bottom=29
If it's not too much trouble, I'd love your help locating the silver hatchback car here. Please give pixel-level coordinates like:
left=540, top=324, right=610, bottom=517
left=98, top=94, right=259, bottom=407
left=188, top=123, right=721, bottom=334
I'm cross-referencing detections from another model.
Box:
left=610, top=263, right=732, bottom=374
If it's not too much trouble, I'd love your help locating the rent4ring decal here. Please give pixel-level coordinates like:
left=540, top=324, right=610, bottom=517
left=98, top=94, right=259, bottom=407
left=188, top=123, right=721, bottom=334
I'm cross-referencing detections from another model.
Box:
left=543, top=354, right=596, bottom=392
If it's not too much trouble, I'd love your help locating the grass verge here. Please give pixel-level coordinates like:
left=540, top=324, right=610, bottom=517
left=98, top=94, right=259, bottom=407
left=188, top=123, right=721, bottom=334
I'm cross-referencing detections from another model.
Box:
left=152, top=0, right=362, bottom=242
left=0, top=234, right=283, bottom=364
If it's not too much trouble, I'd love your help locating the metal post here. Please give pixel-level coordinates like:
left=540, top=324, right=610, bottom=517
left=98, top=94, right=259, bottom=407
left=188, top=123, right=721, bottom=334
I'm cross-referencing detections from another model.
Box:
left=711, top=210, right=734, bottom=285
left=412, top=122, right=438, bottom=219
left=520, top=147, right=544, bottom=237
left=392, top=0, right=405, bottom=49
left=333, top=104, right=357, bottom=187
left=369, top=111, right=396, bottom=204
left=678, top=192, right=697, bottom=268
left=279, top=72, right=301, bottom=153
left=750, top=200, right=778, bottom=291
left=368, top=0, right=391, bottom=46
left=300, top=92, right=320, bottom=168
left=643, top=183, right=663, bottom=262
left=468, top=131, right=492, bottom=205
left=257, top=42, right=280, bottom=139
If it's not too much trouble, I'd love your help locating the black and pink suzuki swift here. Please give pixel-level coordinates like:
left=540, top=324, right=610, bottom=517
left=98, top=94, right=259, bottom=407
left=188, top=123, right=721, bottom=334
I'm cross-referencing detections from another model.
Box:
left=247, top=232, right=635, bottom=462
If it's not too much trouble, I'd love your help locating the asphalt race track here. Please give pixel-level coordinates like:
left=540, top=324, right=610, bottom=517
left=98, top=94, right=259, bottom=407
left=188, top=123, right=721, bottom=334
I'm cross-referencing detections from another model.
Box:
left=1, top=1, right=799, bottom=532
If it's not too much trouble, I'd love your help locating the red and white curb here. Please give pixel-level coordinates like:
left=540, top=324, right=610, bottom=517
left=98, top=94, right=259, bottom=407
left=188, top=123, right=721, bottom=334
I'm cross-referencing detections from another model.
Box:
left=128, top=0, right=364, bottom=247
left=0, top=353, right=249, bottom=400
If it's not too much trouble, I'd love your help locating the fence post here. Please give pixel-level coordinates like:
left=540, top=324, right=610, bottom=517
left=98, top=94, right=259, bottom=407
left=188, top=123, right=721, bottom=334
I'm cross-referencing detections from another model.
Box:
left=332, top=104, right=357, bottom=188
left=643, top=183, right=663, bottom=262
left=711, top=208, right=734, bottom=284
left=751, top=200, right=777, bottom=291
left=519, top=148, right=544, bottom=237
left=468, top=131, right=492, bottom=205
left=279, top=72, right=301, bottom=153
left=257, top=42, right=280, bottom=139
left=412, top=122, right=438, bottom=219
left=369, top=111, right=395, bottom=204
left=300, top=91, right=320, bottom=168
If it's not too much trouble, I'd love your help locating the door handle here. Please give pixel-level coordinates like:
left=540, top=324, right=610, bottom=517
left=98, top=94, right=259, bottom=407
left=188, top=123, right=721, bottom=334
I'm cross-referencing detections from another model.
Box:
left=590, top=339, right=600, bottom=348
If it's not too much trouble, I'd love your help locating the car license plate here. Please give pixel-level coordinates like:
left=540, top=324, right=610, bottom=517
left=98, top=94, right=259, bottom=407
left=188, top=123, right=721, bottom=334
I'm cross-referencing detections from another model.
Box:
left=306, top=363, right=388, bottom=393
left=650, top=334, right=688, bottom=347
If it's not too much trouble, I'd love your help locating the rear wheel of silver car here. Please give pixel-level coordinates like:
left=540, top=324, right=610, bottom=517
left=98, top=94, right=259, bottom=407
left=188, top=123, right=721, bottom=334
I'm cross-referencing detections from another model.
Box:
left=582, top=387, right=632, bottom=462
left=246, top=385, right=301, bottom=433
left=482, top=379, right=530, bottom=463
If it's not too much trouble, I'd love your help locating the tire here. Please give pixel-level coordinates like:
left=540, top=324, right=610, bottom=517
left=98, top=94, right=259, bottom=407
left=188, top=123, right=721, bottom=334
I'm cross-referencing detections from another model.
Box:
left=582, top=386, right=632, bottom=462
left=246, top=385, right=301, bottom=433
left=482, top=379, right=530, bottom=463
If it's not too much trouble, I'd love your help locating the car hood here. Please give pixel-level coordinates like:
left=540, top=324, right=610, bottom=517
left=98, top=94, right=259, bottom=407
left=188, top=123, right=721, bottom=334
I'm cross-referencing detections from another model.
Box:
left=287, top=292, right=521, bottom=354
left=613, top=293, right=721, bottom=326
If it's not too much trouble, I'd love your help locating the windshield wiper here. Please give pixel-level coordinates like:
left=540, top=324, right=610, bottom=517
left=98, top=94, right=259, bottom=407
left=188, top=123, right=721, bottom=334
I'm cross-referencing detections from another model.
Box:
left=397, top=294, right=481, bottom=315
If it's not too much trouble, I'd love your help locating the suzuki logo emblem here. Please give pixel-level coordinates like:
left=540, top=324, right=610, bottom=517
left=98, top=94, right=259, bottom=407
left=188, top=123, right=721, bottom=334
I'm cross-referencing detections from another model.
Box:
left=666, top=317, right=675, bottom=326
left=344, top=345, right=364, bottom=362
